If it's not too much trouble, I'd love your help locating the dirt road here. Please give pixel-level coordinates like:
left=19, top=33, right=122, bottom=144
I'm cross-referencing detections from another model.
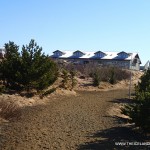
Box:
left=0, top=90, right=149, bottom=150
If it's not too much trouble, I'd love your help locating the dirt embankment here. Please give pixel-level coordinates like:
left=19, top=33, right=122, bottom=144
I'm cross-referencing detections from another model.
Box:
left=0, top=70, right=143, bottom=110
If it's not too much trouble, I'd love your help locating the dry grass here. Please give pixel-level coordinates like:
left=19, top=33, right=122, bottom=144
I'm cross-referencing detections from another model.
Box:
left=0, top=100, right=21, bottom=121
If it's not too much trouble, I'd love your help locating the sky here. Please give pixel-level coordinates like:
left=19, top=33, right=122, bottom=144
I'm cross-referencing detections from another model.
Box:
left=0, top=0, right=150, bottom=65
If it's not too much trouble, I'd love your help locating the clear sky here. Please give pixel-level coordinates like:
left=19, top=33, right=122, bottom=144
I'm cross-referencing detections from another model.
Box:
left=0, top=0, right=150, bottom=65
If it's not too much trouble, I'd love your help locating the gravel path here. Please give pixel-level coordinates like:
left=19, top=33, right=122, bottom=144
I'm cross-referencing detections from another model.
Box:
left=0, top=90, right=149, bottom=150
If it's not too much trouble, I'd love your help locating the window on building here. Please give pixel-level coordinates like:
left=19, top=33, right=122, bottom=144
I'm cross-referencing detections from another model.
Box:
left=73, top=51, right=84, bottom=57
left=94, top=51, right=106, bottom=57
left=53, top=50, right=65, bottom=57
left=117, top=51, right=129, bottom=58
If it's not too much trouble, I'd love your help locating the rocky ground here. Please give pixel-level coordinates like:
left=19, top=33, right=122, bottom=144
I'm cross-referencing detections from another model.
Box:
left=0, top=89, right=149, bottom=150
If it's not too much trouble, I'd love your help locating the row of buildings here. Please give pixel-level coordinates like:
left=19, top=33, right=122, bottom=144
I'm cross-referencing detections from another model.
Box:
left=1, top=47, right=149, bottom=71
left=51, top=50, right=142, bottom=70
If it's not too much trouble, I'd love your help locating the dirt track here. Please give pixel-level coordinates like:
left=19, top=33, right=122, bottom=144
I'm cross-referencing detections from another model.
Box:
left=0, top=89, right=149, bottom=150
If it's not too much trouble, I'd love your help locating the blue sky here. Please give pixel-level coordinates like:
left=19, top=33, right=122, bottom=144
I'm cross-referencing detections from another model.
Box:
left=0, top=0, right=150, bottom=65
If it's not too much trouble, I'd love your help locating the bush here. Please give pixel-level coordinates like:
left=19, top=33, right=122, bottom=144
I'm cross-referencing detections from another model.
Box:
left=60, top=63, right=130, bottom=83
left=61, top=69, right=69, bottom=89
left=60, top=69, right=77, bottom=90
left=122, top=69, right=150, bottom=133
left=70, top=70, right=77, bottom=89
left=0, top=40, right=58, bottom=93
left=92, top=70, right=101, bottom=86
left=0, top=85, right=5, bottom=94
left=109, top=68, right=116, bottom=84
left=114, top=67, right=130, bottom=81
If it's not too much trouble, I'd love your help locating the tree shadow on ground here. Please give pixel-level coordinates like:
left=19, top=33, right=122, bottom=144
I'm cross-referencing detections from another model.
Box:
left=77, top=126, right=150, bottom=150
left=3, top=89, right=36, bottom=98
left=78, top=97, right=150, bottom=150
left=108, top=98, right=133, bottom=104
left=80, top=83, right=94, bottom=87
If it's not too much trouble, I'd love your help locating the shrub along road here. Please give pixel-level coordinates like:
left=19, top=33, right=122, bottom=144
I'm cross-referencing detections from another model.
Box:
left=0, top=89, right=149, bottom=150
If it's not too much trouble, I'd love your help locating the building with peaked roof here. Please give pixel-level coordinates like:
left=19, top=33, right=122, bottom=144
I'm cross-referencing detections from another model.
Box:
left=0, top=48, right=5, bottom=58
left=50, top=50, right=141, bottom=70
left=141, top=61, right=150, bottom=71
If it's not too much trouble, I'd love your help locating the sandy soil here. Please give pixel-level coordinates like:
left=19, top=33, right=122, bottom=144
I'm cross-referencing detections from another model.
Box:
left=0, top=89, right=149, bottom=150
left=0, top=70, right=148, bottom=150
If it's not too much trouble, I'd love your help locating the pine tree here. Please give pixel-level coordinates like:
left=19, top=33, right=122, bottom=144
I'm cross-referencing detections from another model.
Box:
left=70, top=70, right=77, bottom=89
left=138, top=69, right=150, bottom=92
left=0, top=41, right=21, bottom=89
left=92, top=70, right=101, bottom=86
left=61, top=69, right=69, bottom=89
left=1, top=39, right=58, bottom=92
left=109, top=68, right=116, bottom=84
left=122, top=69, right=150, bottom=133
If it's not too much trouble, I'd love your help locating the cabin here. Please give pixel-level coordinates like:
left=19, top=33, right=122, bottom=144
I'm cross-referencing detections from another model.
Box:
left=50, top=50, right=141, bottom=70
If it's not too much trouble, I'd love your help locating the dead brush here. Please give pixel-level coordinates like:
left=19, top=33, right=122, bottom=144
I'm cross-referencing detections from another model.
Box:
left=0, top=100, right=21, bottom=121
